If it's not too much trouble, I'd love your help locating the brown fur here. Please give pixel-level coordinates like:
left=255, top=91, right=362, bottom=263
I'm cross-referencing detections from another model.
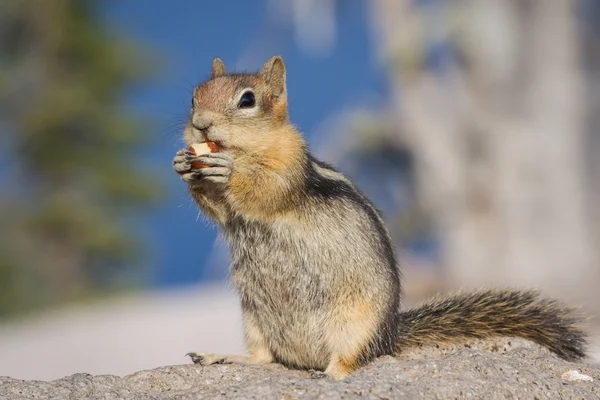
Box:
left=227, top=126, right=306, bottom=220
left=177, top=56, right=588, bottom=381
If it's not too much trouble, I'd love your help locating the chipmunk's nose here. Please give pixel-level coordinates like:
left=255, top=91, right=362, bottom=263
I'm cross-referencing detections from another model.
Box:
left=192, top=112, right=215, bottom=131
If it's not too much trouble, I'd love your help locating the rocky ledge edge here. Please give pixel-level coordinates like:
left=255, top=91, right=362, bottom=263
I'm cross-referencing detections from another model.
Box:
left=1, top=338, right=599, bottom=399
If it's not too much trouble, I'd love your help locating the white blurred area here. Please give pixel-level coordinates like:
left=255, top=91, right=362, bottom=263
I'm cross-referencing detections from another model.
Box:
left=0, top=284, right=245, bottom=381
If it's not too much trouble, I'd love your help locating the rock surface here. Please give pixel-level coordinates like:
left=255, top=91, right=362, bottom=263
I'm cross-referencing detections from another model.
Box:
left=2, top=339, right=599, bottom=399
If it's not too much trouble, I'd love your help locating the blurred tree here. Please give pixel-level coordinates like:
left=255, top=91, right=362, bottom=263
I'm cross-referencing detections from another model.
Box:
left=369, top=0, right=600, bottom=311
left=0, top=0, right=160, bottom=318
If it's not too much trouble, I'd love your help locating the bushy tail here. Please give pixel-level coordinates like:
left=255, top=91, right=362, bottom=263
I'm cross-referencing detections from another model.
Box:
left=396, top=289, right=587, bottom=361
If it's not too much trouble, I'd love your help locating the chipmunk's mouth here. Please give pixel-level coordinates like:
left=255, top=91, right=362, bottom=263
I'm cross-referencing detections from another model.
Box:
left=204, top=133, right=229, bottom=150
left=202, top=138, right=226, bottom=150
left=188, top=122, right=229, bottom=150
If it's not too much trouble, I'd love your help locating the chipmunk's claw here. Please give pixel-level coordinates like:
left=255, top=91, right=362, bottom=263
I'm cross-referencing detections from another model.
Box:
left=186, top=352, right=227, bottom=365
left=186, top=352, right=205, bottom=365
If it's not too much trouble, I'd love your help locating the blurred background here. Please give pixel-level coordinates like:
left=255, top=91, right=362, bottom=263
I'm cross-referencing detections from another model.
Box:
left=1, top=0, right=599, bottom=380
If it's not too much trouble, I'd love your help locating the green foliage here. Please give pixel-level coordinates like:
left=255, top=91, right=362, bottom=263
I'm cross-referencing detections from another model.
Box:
left=0, top=0, right=162, bottom=318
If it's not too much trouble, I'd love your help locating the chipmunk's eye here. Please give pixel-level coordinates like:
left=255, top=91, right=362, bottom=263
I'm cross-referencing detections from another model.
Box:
left=238, top=91, right=255, bottom=109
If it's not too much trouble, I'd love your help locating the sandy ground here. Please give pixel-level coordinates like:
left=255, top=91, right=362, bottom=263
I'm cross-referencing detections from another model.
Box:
left=0, top=284, right=246, bottom=381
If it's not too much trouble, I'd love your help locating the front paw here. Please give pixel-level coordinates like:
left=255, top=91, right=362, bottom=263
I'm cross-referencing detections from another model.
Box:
left=187, top=152, right=233, bottom=185
left=173, top=150, right=233, bottom=188
left=173, top=149, right=192, bottom=176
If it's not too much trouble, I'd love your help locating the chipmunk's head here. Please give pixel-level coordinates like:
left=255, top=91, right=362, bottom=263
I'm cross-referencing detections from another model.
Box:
left=185, top=56, right=293, bottom=155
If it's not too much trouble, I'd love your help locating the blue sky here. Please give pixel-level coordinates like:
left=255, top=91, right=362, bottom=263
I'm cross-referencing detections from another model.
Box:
left=101, top=1, right=389, bottom=286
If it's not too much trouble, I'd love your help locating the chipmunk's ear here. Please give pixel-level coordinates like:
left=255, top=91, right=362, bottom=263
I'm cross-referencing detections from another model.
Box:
left=261, top=56, right=286, bottom=100
left=211, top=57, right=226, bottom=79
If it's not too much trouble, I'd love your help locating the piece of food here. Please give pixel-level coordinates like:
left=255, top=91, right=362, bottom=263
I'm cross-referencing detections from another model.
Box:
left=188, top=142, right=218, bottom=169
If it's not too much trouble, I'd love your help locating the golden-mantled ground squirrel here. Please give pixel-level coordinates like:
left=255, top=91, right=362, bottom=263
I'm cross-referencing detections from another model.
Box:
left=172, top=56, right=586, bottom=380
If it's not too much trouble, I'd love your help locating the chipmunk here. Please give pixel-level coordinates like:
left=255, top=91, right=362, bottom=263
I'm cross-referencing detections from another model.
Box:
left=172, top=56, right=587, bottom=380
